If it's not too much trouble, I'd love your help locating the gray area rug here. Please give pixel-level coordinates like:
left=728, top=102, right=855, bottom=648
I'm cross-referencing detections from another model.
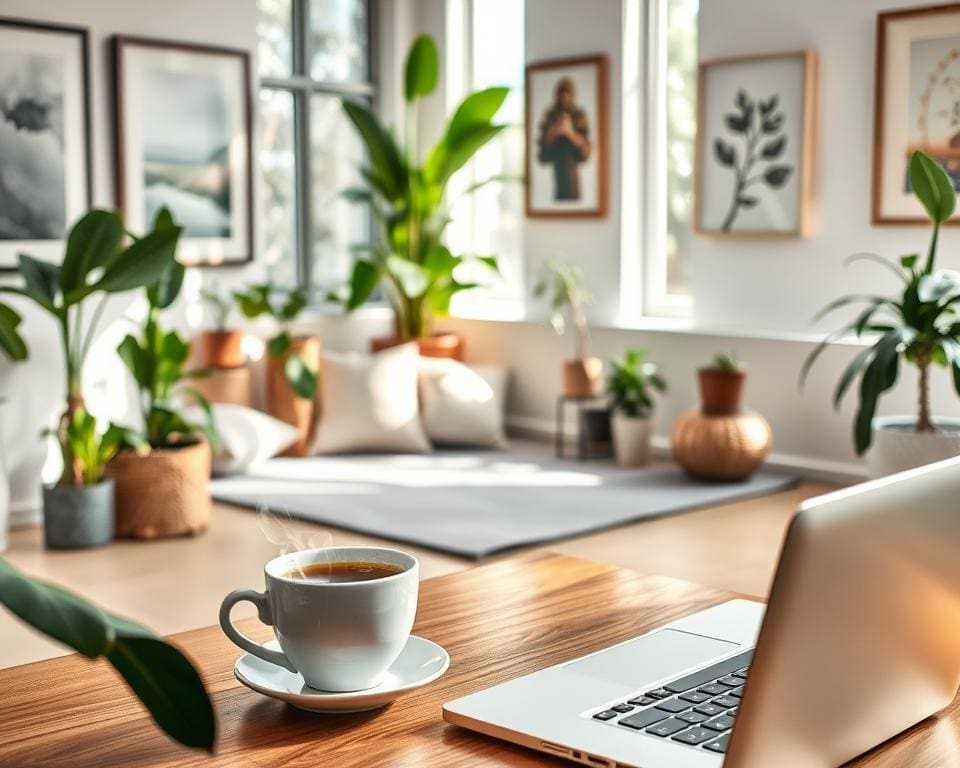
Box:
left=211, top=442, right=799, bottom=559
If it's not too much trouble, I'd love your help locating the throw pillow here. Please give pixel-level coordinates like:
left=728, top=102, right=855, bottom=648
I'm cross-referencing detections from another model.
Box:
left=418, top=358, right=508, bottom=448
left=183, top=403, right=300, bottom=475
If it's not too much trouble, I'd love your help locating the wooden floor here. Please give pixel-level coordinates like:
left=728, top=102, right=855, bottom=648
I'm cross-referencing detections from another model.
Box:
left=0, top=480, right=833, bottom=669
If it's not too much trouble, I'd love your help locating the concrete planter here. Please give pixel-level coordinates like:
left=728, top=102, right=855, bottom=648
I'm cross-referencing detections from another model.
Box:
left=868, top=416, right=960, bottom=478
left=42, top=479, right=115, bottom=550
left=612, top=412, right=653, bottom=467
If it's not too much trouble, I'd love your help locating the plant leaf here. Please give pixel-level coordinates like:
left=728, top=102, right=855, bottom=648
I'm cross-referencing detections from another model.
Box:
left=341, top=100, right=406, bottom=200
left=910, top=150, right=956, bottom=224
left=404, top=34, right=438, bottom=101
left=346, top=259, right=381, bottom=311
left=444, top=87, right=509, bottom=147
left=425, top=123, right=505, bottom=185
left=59, top=210, right=125, bottom=294
left=284, top=353, right=318, bottom=400
left=761, top=135, right=786, bottom=159
left=854, top=330, right=909, bottom=454
left=93, top=224, right=182, bottom=295
left=18, top=254, right=60, bottom=311
left=386, top=255, right=430, bottom=298
left=268, top=331, right=292, bottom=359
left=725, top=113, right=749, bottom=134
left=763, top=165, right=793, bottom=188
left=0, top=302, right=28, bottom=361
left=713, top=139, right=736, bottom=168
left=833, top=346, right=874, bottom=409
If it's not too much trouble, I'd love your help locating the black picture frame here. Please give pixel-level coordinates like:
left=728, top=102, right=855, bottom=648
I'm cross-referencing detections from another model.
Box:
left=0, top=16, right=92, bottom=272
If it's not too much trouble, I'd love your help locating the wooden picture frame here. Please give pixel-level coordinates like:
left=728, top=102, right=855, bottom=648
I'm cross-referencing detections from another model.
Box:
left=113, top=35, right=253, bottom=266
left=872, top=4, right=960, bottom=225
left=0, top=17, right=91, bottom=271
left=694, top=50, right=817, bottom=238
left=525, top=54, right=608, bottom=219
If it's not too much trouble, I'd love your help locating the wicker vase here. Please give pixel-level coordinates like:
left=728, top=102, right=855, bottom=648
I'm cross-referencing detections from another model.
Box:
left=267, top=335, right=321, bottom=457
left=107, top=441, right=212, bottom=539
left=671, top=411, right=772, bottom=481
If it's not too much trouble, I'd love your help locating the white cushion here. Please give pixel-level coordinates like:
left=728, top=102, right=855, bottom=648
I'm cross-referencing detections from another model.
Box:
left=312, top=343, right=432, bottom=455
left=183, top=403, right=300, bottom=475
left=418, top=358, right=508, bottom=448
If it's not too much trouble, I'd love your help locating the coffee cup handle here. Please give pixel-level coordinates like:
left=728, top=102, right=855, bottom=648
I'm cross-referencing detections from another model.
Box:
left=219, top=588, right=298, bottom=673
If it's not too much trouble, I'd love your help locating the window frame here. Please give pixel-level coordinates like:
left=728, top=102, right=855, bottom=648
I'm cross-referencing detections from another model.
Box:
left=258, top=0, right=376, bottom=297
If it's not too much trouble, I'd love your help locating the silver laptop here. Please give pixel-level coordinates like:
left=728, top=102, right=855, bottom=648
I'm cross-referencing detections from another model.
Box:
left=443, top=457, right=960, bottom=767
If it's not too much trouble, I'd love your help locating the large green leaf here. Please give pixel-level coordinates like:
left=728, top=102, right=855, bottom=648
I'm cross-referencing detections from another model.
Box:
left=853, top=330, right=909, bottom=454
left=833, top=345, right=874, bottom=409
left=0, top=303, right=28, bottom=361
left=59, top=209, right=124, bottom=294
left=425, top=123, right=505, bottom=185
left=147, top=261, right=186, bottom=310
left=445, top=87, right=509, bottom=146
left=234, top=284, right=272, bottom=318
left=268, top=331, right=292, bottom=359
left=18, top=254, right=60, bottom=311
left=342, top=100, right=406, bottom=200
left=910, top=151, right=956, bottom=225
left=346, top=259, right=381, bottom=311
left=284, top=353, right=318, bottom=399
left=92, top=224, right=182, bottom=295
left=386, top=255, right=430, bottom=298
left=404, top=35, right=438, bottom=101
left=280, top=289, right=306, bottom=321
left=117, top=334, right=147, bottom=388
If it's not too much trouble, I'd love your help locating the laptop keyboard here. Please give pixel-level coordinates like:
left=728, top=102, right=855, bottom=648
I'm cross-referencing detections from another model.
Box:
left=591, top=649, right=753, bottom=755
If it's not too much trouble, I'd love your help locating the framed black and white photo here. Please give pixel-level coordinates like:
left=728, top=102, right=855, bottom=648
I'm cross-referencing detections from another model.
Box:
left=0, top=17, right=90, bottom=270
left=526, top=55, right=608, bottom=218
left=114, top=36, right=252, bottom=266
left=873, top=5, right=960, bottom=225
left=694, top=50, right=816, bottom=237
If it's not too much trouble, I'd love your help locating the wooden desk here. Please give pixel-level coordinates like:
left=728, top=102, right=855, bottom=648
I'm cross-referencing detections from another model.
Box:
left=0, top=554, right=951, bottom=767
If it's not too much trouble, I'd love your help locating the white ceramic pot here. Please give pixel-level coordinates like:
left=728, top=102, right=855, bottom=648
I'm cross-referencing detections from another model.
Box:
left=612, top=412, right=653, bottom=467
left=867, top=416, right=960, bottom=478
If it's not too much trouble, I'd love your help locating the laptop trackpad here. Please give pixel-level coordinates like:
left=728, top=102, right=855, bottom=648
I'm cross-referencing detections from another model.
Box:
left=564, top=629, right=739, bottom=689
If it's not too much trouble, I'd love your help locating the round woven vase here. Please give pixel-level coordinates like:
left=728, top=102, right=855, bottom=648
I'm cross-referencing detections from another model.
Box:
left=671, top=411, right=772, bottom=482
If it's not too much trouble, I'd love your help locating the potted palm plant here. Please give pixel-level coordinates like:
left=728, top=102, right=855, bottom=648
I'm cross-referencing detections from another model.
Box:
left=0, top=208, right=182, bottom=548
left=199, top=283, right=245, bottom=368
left=534, top=261, right=602, bottom=397
left=699, top=352, right=745, bottom=416
left=107, top=211, right=218, bottom=539
left=606, top=348, right=667, bottom=466
left=334, top=34, right=506, bottom=358
left=234, top=282, right=318, bottom=455
left=802, top=150, right=960, bottom=476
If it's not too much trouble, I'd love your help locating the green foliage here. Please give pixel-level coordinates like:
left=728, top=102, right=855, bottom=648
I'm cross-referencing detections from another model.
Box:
left=709, top=352, right=742, bottom=372
left=532, top=261, right=593, bottom=359
left=55, top=408, right=145, bottom=486
left=802, top=151, right=960, bottom=454
left=334, top=34, right=507, bottom=338
left=234, top=283, right=317, bottom=399
left=606, top=348, right=667, bottom=418
left=199, top=283, right=234, bottom=331
left=0, top=207, right=183, bottom=485
left=0, top=557, right=215, bottom=751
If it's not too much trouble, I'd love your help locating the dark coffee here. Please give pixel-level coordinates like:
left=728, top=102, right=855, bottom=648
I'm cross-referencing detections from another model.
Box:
left=286, top=561, right=404, bottom=583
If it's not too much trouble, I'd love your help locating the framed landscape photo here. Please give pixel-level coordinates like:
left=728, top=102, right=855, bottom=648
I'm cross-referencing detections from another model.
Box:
left=526, top=54, right=608, bottom=218
left=0, top=17, right=90, bottom=270
left=114, top=36, right=252, bottom=266
left=694, top=50, right=816, bottom=237
left=873, top=4, right=960, bottom=225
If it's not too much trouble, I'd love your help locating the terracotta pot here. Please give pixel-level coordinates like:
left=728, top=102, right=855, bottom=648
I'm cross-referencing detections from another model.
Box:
left=267, top=335, right=321, bottom=457
left=698, top=368, right=745, bottom=416
left=562, top=358, right=603, bottom=398
left=188, top=365, right=253, bottom=408
left=199, top=330, right=246, bottom=369
left=370, top=333, right=464, bottom=360
left=106, top=441, right=211, bottom=539
left=671, top=410, right=771, bottom=481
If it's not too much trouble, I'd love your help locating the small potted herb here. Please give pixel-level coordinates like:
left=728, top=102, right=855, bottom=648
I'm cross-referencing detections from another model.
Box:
left=699, top=352, right=745, bottom=416
left=534, top=261, right=603, bottom=398
left=199, top=283, right=245, bottom=369
left=0, top=208, right=181, bottom=548
left=606, top=348, right=667, bottom=466
left=234, top=283, right=318, bottom=455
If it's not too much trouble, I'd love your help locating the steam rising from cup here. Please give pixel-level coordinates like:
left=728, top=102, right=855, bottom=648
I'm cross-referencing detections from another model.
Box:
left=257, top=505, right=334, bottom=579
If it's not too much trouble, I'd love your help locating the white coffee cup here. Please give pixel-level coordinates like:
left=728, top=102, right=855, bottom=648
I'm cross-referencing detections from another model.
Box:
left=219, top=546, right=419, bottom=692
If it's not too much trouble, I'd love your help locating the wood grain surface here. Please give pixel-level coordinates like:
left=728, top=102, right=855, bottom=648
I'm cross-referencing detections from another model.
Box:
left=0, top=553, right=951, bottom=767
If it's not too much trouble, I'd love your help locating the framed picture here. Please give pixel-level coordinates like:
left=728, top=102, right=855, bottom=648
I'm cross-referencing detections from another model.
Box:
left=113, top=36, right=252, bottom=266
left=526, top=55, right=608, bottom=218
left=0, top=17, right=90, bottom=271
left=873, top=4, right=960, bottom=225
left=694, top=50, right=816, bottom=237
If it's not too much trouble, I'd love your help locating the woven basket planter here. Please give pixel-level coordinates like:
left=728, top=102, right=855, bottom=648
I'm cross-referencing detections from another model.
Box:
left=106, top=440, right=212, bottom=539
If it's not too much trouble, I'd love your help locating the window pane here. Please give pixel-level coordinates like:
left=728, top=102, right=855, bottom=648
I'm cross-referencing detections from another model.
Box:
left=665, top=0, right=698, bottom=295
left=257, top=0, right=293, bottom=78
left=309, top=94, right=369, bottom=292
left=259, top=88, right=298, bottom=287
left=309, top=0, right=368, bottom=83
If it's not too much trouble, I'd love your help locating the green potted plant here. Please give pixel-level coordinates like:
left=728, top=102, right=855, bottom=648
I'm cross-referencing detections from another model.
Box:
left=606, top=348, right=667, bottom=466
left=802, top=150, right=960, bottom=477
left=533, top=261, right=602, bottom=397
left=699, top=352, right=745, bottom=416
left=199, top=283, right=245, bottom=369
left=0, top=208, right=182, bottom=548
left=333, top=34, right=506, bottom=359
left=0, top=557, right=215, bottom=751
left=107, top=211, right=219, bottom=539
left=234, top=282, right=318, bottom=455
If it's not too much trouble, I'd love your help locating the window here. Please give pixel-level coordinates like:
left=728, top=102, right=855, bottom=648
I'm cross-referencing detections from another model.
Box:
left=257, top=0, right=372, bottom=295
left=446, top=0, right=526, bottom=320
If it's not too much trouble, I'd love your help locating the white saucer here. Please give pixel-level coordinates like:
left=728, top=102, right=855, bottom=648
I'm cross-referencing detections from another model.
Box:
left=234, top=636, right=450, bottom=713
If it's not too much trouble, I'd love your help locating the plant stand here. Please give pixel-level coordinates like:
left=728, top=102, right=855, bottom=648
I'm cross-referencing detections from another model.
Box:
left=555, top=395, right=612, bottom=460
